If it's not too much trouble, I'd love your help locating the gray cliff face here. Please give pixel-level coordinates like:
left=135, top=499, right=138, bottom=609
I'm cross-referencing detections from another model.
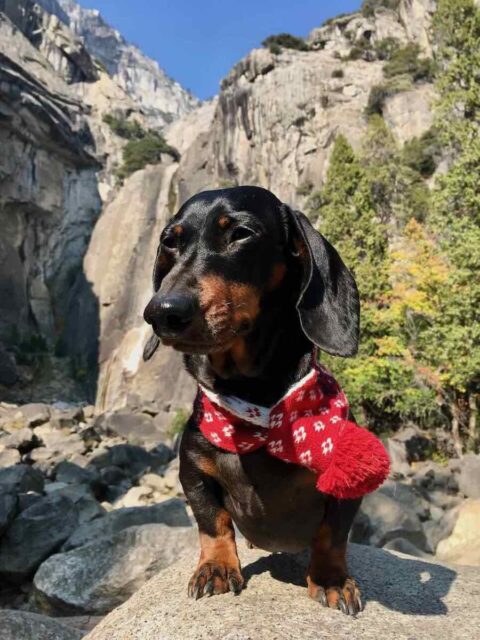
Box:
left=169, top=0, right=435, bottom=207
left=0, top=9, right=102, bottom=397
left=37, top=0, right=200, bottom=128
left=0, top=0, right=195, bottom=402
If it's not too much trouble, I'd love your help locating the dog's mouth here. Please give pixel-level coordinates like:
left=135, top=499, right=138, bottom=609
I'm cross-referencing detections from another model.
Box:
left=158, top=318, right=254, bottom=355
left=160, top=336, right=237, bottom=355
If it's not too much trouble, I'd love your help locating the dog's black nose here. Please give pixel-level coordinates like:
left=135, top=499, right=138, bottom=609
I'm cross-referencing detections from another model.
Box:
left=143, top=293, right=197, bottom=336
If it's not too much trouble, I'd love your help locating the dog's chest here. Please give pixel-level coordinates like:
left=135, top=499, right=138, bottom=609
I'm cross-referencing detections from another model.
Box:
left=214, top=448, right=327, bottom=553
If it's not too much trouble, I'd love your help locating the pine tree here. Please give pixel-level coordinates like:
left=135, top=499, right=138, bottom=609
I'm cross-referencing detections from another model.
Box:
left=421, top=0, right=480, bottom=452
left=311, top=135, right=435, bottom=429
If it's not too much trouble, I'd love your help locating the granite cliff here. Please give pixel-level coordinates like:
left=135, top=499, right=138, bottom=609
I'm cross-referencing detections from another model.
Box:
left=37, top=0, right=199, bottom=127
left=0, top=0, right=197, bottom=402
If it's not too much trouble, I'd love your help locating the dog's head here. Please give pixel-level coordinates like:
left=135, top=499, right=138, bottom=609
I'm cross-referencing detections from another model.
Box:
left=143, top=186, right=359, bottom=361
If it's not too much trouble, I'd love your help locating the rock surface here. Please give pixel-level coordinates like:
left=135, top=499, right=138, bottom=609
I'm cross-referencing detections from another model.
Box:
left=0, top=494, right=78, bottom=581
left=86, top=543, right=480, bottom=640
left=62, top=497, right=190, bottom=551
left=0, top=610, right=83, bottom=640
left=458, top=454, right=480, bottom=499
left=33, top=524, right=197, bottom=614
left=437, top=500, right=480, bottom=565
left=83, top=164, right=196, bottom=413
left=351, top=489, right=428, bottom=551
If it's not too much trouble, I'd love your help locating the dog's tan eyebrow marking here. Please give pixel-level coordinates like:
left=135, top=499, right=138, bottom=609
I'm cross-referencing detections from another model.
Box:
left=173, top=224, right=183, bottom=235
left=218, top=215, right=231, bottom=229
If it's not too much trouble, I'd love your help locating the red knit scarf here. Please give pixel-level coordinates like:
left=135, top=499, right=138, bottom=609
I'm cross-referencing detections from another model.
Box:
left=197, top=363, right=390, bottom=499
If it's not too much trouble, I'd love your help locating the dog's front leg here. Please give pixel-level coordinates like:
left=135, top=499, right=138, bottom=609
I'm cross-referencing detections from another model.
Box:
left=180, top=439, right=244, bottom=599
left=307, top=498, right=363, bottom=615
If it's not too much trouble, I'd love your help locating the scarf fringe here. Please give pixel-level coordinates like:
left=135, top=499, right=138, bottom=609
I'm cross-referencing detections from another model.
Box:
left=316, top=423, right=391, bottom=499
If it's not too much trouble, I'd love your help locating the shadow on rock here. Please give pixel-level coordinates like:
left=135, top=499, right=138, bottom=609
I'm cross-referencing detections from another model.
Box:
left=243, top=543, right=457, bottom=616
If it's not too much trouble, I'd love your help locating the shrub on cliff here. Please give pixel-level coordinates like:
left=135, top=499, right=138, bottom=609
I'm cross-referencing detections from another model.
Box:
left=103, top=114, right=145, bottom=140
left=116, top=132, right=180, bottom=181
left=383, top=43, right=435, bottom=82
left=402, top=129, right=441, bottom=178
left=365, top=76, right=413, bottom=116
left=262, top=33, right=309, bottom=53
left=362, top=0, right=400, bottom=18
left=375, top=37, right=400, bottom=61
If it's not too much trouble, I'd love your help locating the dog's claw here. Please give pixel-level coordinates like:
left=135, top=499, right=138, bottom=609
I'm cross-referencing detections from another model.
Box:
left=188, top=562, right=244, bottom=601
left=356, top=594, right=363, bottom=612
left=228, top=575, right=242, bottom=595
left=312, top=587, right=328, bottom=607
left=193, top=584, right=202, bottom=600
left=204, top=578, right=214, bottom=596
left=309, top=577, right=363, bottom=616
left=338, top=596, right=348, bottom=615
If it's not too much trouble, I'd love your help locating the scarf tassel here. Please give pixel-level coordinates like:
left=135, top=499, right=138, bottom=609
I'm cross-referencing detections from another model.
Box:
left=316, top=423, right=391, bottom=500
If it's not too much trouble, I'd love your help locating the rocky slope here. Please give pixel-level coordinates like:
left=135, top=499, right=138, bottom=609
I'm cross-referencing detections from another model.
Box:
left=37, top=0, right=199, bottom=127
left=1, top=396, right=479, bottom=618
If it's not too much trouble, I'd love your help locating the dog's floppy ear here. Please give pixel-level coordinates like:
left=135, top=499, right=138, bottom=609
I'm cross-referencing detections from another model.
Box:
left=143, top=242, right=174, bottom=362
left=283, top=205, right=360, bottom=357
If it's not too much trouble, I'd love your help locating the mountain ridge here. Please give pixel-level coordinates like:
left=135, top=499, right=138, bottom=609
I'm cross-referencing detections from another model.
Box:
left=36, top=0, right=199, bottom=127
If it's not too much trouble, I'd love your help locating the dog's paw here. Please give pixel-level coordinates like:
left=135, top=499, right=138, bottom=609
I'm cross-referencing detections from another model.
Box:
left=188, top=561, right=244, bottom=600
left=308, top=576, right=363, bottom=616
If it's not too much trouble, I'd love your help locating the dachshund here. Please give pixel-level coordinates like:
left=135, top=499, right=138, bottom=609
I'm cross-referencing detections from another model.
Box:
left=143, top=186, right=363, bottom=615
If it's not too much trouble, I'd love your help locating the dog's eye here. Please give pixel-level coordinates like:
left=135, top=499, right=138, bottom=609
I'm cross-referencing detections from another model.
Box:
left=161, top=233, right=178, bottom=250
left=230, top=226, right=255, bottom=243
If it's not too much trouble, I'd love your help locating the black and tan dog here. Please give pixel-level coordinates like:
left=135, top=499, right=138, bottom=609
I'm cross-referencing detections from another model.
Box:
left=143, top=186, right=362, bottom=615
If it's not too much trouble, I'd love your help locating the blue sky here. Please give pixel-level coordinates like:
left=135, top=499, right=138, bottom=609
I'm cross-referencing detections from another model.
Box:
left=79, top=1, right=362, bottom=100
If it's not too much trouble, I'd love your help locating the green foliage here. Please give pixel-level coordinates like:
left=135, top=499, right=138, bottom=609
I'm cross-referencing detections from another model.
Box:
left=168, top=409, right=189, bottom=438
left=383, top=43, right=435, bottom=82
left=366, top=85, right=389, bottom=115
left=365, top=76, right=413, bottom=116
left=375, top=37, right=400, bottom=61
left=331, top=68, right=344, bottom=79
left=103, top=114, right=145, bottom=140
left=305, top=0, right=480, bottom=451
left=362, top=0, right=400, bottom=17
left=310, top=125, right=436, bottom=430
left=402, top=129, right=441, bottom=178
left=322, top=13, right=352, bottom=27
left=262, top=33, right=309, bottom=53
left=104, top=113, right=181, bottom=181
left=267, top=42, right=281, bottom=55
left=116, top=131, right=180, bottom=181
left=421, top=0, right=480, bottom=450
